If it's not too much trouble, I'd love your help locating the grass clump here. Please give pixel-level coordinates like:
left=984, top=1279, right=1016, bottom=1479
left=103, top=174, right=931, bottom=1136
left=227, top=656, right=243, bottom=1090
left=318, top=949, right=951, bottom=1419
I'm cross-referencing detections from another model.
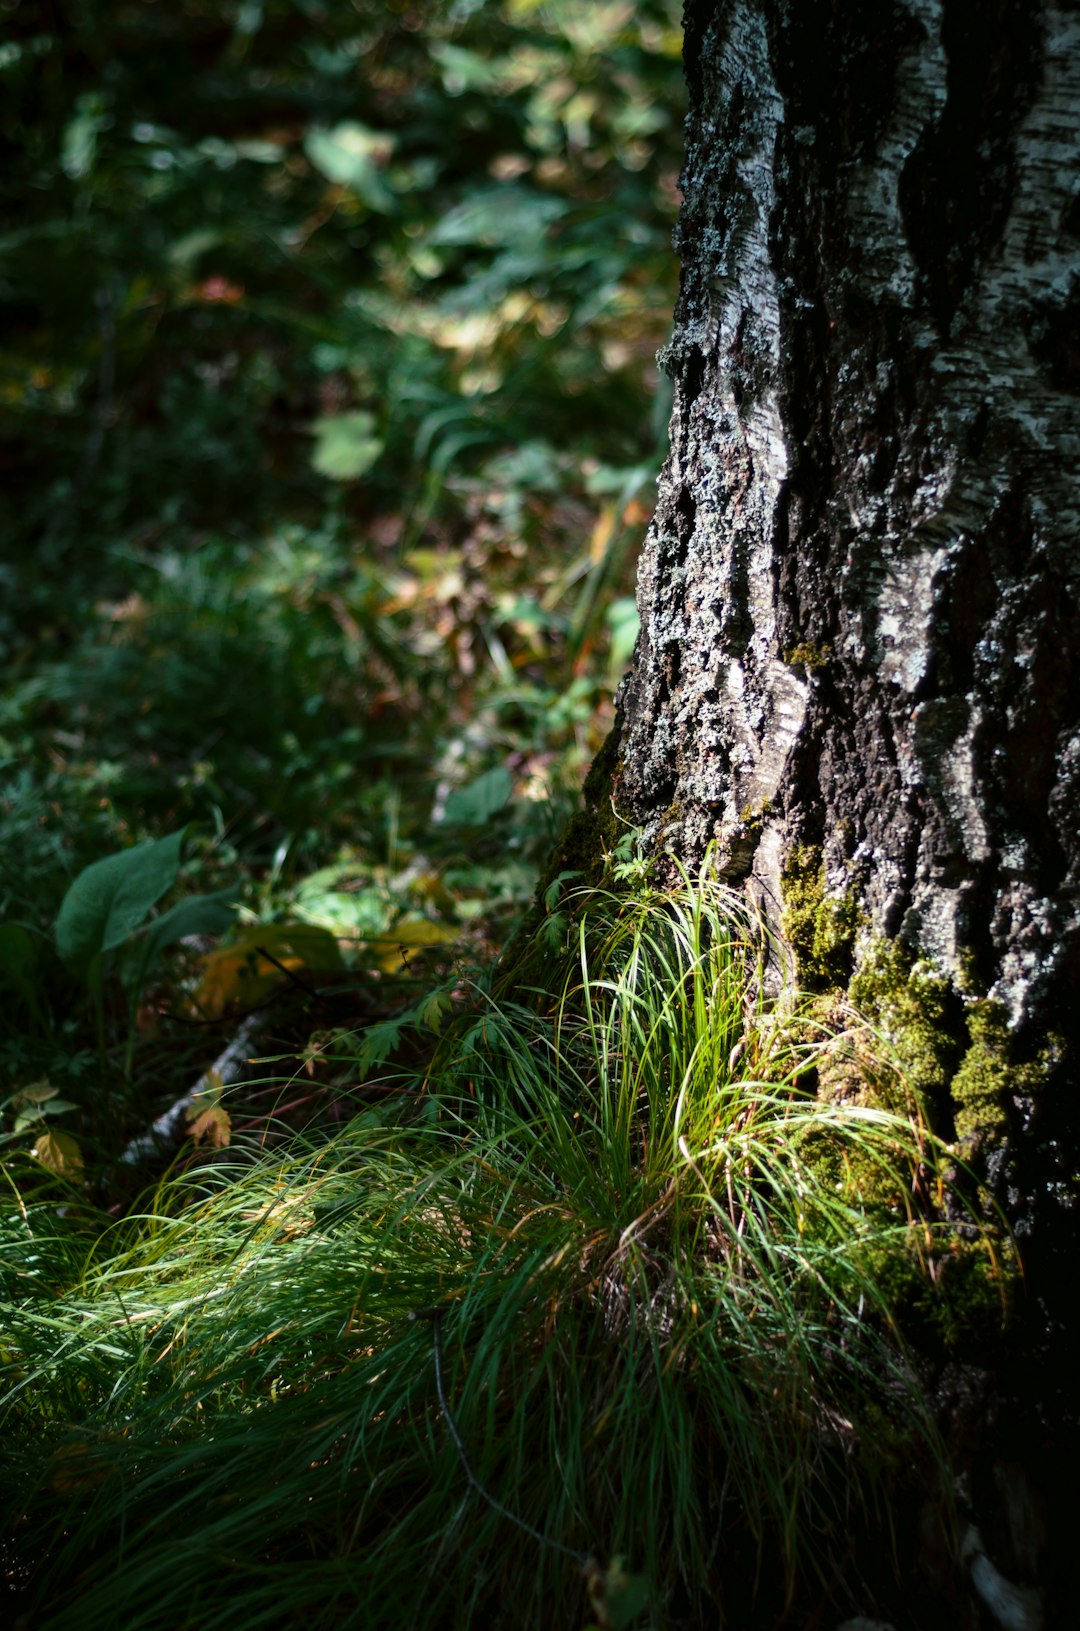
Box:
left=2, top=855, right=993, bottom=1628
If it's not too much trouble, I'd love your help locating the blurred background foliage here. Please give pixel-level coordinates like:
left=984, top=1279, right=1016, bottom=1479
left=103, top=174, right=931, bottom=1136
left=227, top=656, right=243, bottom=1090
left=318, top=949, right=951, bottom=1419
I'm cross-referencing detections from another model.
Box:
left=0, top=0, right=684, bottom=1158
left=1, top=0, right=683, bottom=875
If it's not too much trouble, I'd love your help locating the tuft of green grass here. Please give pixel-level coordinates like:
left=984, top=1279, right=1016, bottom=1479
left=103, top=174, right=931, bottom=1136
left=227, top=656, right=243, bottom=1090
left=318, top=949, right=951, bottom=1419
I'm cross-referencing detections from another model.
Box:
left=2, top=856, right=996, bottom=1628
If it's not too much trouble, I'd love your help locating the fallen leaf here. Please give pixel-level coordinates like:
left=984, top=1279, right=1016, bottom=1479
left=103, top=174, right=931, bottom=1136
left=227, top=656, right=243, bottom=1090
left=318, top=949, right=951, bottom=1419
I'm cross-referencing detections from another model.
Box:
left=195, top=923, right=343, bottom=1017
left=187, top=1103, right=231, bottom=1149
left=33, top=1128, right=84, bottom=1176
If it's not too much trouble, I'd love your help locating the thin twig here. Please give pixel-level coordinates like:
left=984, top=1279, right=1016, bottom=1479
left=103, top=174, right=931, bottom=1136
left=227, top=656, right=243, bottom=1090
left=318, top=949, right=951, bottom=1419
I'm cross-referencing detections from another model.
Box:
left=413, top=1305, right=593, bottom=1567
left=253, top=945, right=322, bottom=999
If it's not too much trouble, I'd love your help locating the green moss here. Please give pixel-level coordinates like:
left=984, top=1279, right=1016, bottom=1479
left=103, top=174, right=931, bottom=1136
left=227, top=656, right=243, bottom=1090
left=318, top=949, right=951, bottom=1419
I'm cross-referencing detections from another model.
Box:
left=783, top=641, right=831, bottom=670
left=848, top=946, right=1063, bottom=1152
left=951, top=1000, right=1013, bottom=1145
left=737, top=796, right=772, bottom=836
left=853, top=1231, right=1013, bottom=1357
left=952, top=999, right=1063, bottom=1147
left=780, top=844, right=860, bottom=992
left=849, top=940, right=957, bottom=1103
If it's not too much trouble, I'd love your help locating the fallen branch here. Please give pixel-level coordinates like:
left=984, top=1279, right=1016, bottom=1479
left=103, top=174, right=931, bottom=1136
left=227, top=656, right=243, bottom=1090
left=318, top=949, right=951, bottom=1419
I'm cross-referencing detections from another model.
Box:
left=118, top=1008, right=273, bottom=1167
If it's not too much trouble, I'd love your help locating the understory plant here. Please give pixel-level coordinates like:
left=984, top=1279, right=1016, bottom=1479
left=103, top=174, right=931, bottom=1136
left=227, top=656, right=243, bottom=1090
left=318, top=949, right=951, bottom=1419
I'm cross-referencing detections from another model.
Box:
left=1, top=854, right=1000, bottom=1629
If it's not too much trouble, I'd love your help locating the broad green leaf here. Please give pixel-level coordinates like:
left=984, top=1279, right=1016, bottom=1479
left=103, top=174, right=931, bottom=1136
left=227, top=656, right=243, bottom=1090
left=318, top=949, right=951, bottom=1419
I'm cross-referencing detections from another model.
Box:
left=310, top=412, right=384, bottom=482
left=15, top=1102, right=74, bottom=1132
left=441, top=767, right=513, bottom=827
left=136, top=891, right=237, bottom=976
left=61, top=94, right=108, bottom=180
left=304, top=122, right=397, bottom=211
left=14, top=1093, right=78, bottom=1132
left=606, top=596, right=640, bottom=671
left=293, top=867, right=392, bottom=940
left=428, top=185, right=567, bottom=249
left=586, top=1557, right=651, bottom=1631
left=55, top=829, right=188, bottom=968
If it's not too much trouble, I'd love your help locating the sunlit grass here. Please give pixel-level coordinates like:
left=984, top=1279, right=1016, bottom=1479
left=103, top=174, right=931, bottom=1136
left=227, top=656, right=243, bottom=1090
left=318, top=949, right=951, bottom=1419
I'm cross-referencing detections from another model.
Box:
left=1, top=856, right=992, bottom=1628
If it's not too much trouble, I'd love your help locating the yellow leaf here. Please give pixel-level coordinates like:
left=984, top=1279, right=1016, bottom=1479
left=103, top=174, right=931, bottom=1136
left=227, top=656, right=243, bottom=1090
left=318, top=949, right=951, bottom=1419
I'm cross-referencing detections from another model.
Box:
left=194, top=922, right=343, bottom=1017
left=187, top=1104, right=231, bottom=1149
left=17, top=1078, right=58, bottom=1106
left=369, top=916, right=457, bottom=973
left=33, top=1128, right=83, bottom=1176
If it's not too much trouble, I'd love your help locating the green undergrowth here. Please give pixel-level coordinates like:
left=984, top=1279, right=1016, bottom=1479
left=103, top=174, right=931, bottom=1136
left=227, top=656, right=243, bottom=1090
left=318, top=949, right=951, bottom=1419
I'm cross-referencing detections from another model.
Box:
left=2, top=855, right=1005, bottom=1629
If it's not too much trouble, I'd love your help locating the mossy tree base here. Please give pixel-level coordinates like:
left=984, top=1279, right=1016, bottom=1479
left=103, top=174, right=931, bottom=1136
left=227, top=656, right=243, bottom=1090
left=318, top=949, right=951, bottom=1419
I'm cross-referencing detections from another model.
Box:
left=563, top=2, right=1080, bottom=1619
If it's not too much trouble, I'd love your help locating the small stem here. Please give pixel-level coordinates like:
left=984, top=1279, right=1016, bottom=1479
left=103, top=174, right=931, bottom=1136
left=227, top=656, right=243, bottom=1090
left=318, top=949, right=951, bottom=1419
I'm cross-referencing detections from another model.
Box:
left=414, top=1305, right=593, bottom=1568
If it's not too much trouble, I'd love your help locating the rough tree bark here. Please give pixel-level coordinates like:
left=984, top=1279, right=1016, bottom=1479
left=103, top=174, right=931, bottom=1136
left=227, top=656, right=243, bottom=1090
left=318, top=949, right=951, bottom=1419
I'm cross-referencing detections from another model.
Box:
left=575, top=1, right=1078, bottom=1619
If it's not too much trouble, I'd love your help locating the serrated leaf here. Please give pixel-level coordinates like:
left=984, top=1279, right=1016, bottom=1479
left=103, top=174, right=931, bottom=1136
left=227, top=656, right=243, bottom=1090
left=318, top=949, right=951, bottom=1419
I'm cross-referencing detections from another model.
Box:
left=538, top=912, right=567, bottom=954
left=56, top=829, right=188, bottom=968
left=33, top=1128, right=83, bottom=1177
left=310, top=412, right=385, bottom=482
left=15, top=1079, right=58, bottom=1106
left=187, top=1104, right=231, bottom=1149
left=420, top=987, right=453, bottom=1035
left=14, top=1094, right=77, bottom=1133
left=355, top=1012, right=414, bottom=1072
left=441, top=767, right=513, bottom=827
left=544, top=869, right=582, bottom=911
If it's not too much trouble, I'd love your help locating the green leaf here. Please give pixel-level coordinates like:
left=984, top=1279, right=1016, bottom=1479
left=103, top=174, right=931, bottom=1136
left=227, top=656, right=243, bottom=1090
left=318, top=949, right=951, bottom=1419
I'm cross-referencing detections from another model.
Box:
left=355, top=1012, right=413, bottom=1072
left=14, top=1082, right=59, bottom=1106
left=544, top=870, right=582, bottom=912
left=606, top=597, right=640, bottom=671
left=428, top=185, right=567, bottom=249
left=420, top=986, right=454, bottom=1035
left=135, top=891, right=237, bottom=977
left=60, top=94, right=108, bottom=181
left=55, top=829, right=188, bottom=968
left=587, top=1557, right=651, bottom=1631
left=441, top=767, right=513, bottom=827
left=310, top=412, right=385, bottom=482
left=304, top=122, right=397, bottom=212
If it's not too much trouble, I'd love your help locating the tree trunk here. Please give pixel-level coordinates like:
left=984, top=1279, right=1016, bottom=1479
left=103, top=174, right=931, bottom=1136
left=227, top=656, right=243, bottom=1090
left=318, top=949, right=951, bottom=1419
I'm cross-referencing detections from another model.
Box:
left=586, top=0, right=1079, bottom=1616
